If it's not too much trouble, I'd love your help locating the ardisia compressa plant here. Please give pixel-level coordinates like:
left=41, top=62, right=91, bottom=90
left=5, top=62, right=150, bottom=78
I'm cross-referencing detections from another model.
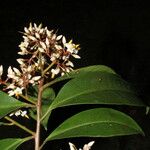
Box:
left=0, top=23, right=146, bottom=150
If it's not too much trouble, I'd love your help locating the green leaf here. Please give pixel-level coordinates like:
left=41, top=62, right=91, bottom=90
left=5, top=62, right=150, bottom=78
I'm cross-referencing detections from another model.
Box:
left=0, top=137, right=31, bottom=150
left=29, top=88, right=55, bottom=130
left=50, top=72, right=144, bottom=109
left=56, top=65, right=116, bottom=81
left=46, top=108, right=144, bottom=141
left=0, top=91, right=29, bottom=119
left=44, top=65, right=117, bottom=88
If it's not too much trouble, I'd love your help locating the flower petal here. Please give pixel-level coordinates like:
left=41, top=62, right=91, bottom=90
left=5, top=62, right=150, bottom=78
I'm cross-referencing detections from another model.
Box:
left=69, top=143, right=77, bottom=150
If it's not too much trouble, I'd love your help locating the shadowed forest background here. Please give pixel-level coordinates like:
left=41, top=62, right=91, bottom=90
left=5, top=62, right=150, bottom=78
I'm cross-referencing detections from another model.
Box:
left=0, top=0, right=150, bottom=149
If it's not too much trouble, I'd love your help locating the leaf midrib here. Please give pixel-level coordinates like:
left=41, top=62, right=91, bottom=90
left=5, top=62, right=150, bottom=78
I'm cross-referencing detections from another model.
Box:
left=48, top=119, right=140, bottom=140
left=52, top=89, right=137, bottom=108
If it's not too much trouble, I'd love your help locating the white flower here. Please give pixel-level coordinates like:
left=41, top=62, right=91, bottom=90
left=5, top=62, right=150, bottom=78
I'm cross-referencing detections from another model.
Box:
left=40, top=41, right=47, bottom=50
left=72, top=54, right=81, bottom=59
left=19, top=41, right=29, bottom=47
left=17, top=58, right=24, bottom=65
left=29, top=76, right=41, bottom=85
left=8, top=87, right=24, bottom=97
left=23, top=36, right=29, bottom=42
left=46, top=29, right=53, bottom=37
left=64, top=43, right=74, bottom=53
left=18, top=49, right=28, bottom=55
left=38, top=47, right=45, bottom=52
left=15, top=110, right=21, bottom=116
left=7, top=66, right=22, bottom=82
left=69, top=143, right=77, bottom=150
left=56, top=35, right=62, bottom=40
left=69, top=141, right=95, bottom=150
left=45, top=38, right=50, bottom=46
left=52, top=34, right=56, bottom=40
left=18, top=42, right=28, bottom=55
left=61, top=72, right=65, bottom=76
left=13, top=67, right=21, bottom=76
left=82, top=141, right=95, bottom=150
left=50, top=53, right=60, bottom=61
left=39, top=28, right=44, bottom=34
left=55, top=44, right=62, bottom=50
left=31, top=76, right=41, bottom=81
left=66, top=61, right=74, bottom=67
left=9, top=110, right=29, bottom=118
left=51, top=68, right=60, bottom=74
left=20, top=110, right=28, bottom=117
left=35, top=32, right=40, bottom=39
left=7, top=66, right=15, bottom=78
left=62, top=36, right=66, bottom=44
left=51, top=68, right=60, bottom=78
left=24, top=27, right=30, bottom=34
left=63, top=39, right=80, bottom=60
left=27, top=65, right=33, bottom=72
left=66, top=67, right=71, bottom=73
left=34, top=23, right=42, bottom=32
left=27, top=23, right=33, bottom=32
left=34, top=56, right=46, bottom=69
left=62, top=55, right=69, bottom=61
left=0, top=65, right=3, bottom=78
left=28, top=35, right=37, bottom=41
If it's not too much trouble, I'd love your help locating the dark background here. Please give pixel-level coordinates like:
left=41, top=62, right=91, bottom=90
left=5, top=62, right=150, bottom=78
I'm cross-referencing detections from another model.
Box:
left=0, top=0, right=150, bottom=149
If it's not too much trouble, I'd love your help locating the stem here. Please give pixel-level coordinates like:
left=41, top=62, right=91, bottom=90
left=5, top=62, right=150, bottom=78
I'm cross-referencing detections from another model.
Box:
left=23, top=135, right=34, bottom=142
left=42, top=61, right=56, bottom=76
left=5, top=116, right=35, bottom=136
left=42, top=79, right=59, bottom=90
left=20, top=94, right=36, bottom=105
left=35, top=78, right=44, bottom=150
left=42, top=73, right=72, bottom=90
left=40, top=139, right=47, bottom=150
left=39, top=52, right=44, bottom=73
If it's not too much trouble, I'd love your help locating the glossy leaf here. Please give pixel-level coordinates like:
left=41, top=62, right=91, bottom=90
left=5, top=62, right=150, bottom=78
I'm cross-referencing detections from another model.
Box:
left=44, top=65, right=117, bottom=87
left=0, top=91, right=29, bottom=119
left=0, top=137, right=31, bottom=150
left=46, top=108, right=144, bottom=141
left=50, top=72, right=144, bottom=109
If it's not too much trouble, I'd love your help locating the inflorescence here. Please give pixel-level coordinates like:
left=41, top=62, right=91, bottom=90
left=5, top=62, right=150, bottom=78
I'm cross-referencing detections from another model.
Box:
left=0, top=23, right=80, bottom=98
left=0, top=23, right=80, bottom=117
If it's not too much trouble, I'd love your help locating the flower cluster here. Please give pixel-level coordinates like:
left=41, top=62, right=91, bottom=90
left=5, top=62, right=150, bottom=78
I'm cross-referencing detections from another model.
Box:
left=9, top=110, right=28, bottom=118
left=19, top=23, right=80, bottom=78
left=0, top=65, right=40, bottom=97
left=69, top=141, right=95, bottom=150
left=0, top=23, right=80, bottom=98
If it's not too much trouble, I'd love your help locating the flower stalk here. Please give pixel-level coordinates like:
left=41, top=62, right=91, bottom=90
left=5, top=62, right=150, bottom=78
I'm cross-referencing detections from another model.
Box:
left=5, top=116, right=35, bottom=136
left=20, top=94, right=37, bottom=105
left=35, top=78, right=44, bottom=150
